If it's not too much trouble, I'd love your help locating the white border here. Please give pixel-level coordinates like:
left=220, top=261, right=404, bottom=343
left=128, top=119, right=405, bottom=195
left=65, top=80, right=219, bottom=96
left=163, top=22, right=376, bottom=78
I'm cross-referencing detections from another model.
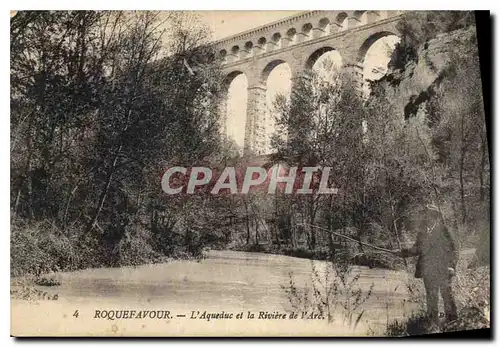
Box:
left=1, top=1, right=498, bottom=10
left=2, top=1, right=497, bottom=346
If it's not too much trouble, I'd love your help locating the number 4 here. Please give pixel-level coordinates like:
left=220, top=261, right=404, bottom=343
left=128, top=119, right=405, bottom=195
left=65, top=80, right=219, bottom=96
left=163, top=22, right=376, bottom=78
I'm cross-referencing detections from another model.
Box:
left=73, top=310, right=79, bottom=318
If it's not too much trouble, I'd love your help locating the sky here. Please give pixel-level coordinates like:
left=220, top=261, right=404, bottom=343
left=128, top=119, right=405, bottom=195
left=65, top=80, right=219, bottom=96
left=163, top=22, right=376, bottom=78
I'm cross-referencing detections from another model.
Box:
left=197, top=11, right=303, bottom=41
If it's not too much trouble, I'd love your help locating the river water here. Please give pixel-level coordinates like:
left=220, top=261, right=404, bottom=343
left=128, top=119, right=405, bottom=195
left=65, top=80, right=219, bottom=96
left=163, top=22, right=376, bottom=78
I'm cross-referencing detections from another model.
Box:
left=11, top=250, right=417, bottom=336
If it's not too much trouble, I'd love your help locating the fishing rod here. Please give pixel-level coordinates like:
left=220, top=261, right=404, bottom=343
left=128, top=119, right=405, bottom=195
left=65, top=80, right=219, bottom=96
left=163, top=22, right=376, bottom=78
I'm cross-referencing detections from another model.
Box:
left=298, top=223, right=398, bottom=255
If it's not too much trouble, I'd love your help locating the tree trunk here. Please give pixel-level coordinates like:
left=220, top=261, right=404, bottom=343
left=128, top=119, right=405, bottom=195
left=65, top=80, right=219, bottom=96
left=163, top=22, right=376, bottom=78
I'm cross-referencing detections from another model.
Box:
left=459, top=145, right=466, bottom=225
left=243, top=199, right=251, bottom=245
left=308, top=195, right=317, bottom=250
left=479, top=136, right=486, bottom=201
left=255, top=220, right=260, bottom=246
left=87, top=144, right=122, bottom=233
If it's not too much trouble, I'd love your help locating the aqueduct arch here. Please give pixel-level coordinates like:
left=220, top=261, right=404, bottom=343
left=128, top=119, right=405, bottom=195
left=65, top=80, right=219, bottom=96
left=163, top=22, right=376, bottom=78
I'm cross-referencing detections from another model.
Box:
left=217, top=10, right=403, bottom=155
left=357, top=30, right=399, bottom=63
left=306, top=46, right=339, bottom=70
left=223, top=71, right=248, bottom=152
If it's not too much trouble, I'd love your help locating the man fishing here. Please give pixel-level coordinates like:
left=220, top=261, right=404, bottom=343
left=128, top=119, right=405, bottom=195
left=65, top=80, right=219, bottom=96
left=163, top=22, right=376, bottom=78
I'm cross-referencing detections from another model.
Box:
left=302, top=205, right=459, bottom=323
left=395, top=204, right=459, bottom=323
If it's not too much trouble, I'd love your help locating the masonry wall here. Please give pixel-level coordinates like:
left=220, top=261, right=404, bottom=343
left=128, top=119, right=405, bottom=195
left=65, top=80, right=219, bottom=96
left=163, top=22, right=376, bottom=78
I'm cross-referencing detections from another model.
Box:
left=220, top=13, right=402, bottom=155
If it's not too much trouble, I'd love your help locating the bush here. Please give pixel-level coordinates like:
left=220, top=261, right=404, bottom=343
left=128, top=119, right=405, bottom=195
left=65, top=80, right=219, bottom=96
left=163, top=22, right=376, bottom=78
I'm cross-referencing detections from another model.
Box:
left=115, top=225, right=164, bottom=267
left=386, top=307, right=489, bottom=336
left=390, top=11, right=475, bottom=69
left=386, top=263, right=490, bottom=336
left=386, top=311, right=438, bottom=336
left=282, top=253, right=374, bottom=331
left=10, top=219, right=112, bottom=277
left=11, top=220, right=79, bottom=277
left=10, top=217, right=206, bottom=277
left=453, top=265, right=490, bottom=324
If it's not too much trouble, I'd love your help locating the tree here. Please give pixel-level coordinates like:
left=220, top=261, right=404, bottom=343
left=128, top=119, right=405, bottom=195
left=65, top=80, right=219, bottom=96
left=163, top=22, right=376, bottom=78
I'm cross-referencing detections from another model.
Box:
left=11, top=10, right=227, bottom=271
left=271, top=63, right=367, bottom=250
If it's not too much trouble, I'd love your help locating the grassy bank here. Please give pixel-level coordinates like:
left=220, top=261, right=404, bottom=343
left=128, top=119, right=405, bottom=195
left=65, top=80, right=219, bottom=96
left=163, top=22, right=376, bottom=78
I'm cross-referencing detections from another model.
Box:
left=385, top=262, right=490, bottom=336
left=10, top=219, right=204, bottom=279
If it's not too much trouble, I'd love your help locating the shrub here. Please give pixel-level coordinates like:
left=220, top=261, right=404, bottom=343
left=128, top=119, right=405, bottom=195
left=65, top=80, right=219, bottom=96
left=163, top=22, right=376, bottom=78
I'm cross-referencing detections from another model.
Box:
left=386, top=311, right=438, bottom=336
left=386, top=263, right=490, bottom=336
left=11, top=220, right=72, bottom=277
left=282, top=253, right=374, bottom=332
left=115, top=225, right=164, bottom=267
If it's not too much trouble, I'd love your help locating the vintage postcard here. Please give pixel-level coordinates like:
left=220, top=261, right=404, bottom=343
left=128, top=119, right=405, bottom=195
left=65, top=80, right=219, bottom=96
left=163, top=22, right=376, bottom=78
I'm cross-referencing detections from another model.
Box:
left=10, top=10, right=490, bottom=337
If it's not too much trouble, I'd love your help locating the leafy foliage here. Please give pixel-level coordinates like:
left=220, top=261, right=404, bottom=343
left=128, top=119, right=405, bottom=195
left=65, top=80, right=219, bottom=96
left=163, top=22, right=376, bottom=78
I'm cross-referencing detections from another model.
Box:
left=389, top=11, right=475, bottom=69
left=11, top=11, right=226, bottom=275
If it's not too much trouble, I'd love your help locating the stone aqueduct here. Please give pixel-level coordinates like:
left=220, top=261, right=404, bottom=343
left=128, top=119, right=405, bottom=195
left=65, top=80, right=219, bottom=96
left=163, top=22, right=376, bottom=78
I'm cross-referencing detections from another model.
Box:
left=214, top=10, right=404, bottom=155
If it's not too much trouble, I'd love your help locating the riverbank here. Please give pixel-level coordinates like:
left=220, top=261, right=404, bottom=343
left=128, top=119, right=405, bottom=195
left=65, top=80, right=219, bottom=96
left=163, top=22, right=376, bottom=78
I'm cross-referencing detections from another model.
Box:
left=230, top=243, right=404, bottom=270
left=10, top=219, right=207, bottom=278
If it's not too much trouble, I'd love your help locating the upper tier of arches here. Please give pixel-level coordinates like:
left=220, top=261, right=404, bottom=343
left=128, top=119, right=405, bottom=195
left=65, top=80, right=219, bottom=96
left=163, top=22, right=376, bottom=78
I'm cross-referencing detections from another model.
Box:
left=216, top=10, right=403, bottom=64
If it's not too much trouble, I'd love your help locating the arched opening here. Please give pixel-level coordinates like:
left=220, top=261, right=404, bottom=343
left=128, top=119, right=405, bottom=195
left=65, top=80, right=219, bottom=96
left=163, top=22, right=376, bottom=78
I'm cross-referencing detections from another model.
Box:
left=319, top=18, right=330, bottom=35
left=263, top=60, right=292, bottom=154
left=257, top=37, right=267, bottom=53
left=244, top=41, right=254, bottom=56
left=231, top=45, right=240, bottom=57
left=225, top=72, right=248, bottom=155
left=286, top=28, right=297, bottom=45
left=358, top=32, right=400, bottom=96
left=335, top=12, right=348, bottom=32
left=306, top=47, right=343, bottom=80
left=271, top=32, right=282, bottom=50
left=302, top=23, right=313, bottom=40
left=304, top=49, right=344, bottom=146
left=354, top=11, right=367, bottom=26
left=219, top=49, right=227, bottom=63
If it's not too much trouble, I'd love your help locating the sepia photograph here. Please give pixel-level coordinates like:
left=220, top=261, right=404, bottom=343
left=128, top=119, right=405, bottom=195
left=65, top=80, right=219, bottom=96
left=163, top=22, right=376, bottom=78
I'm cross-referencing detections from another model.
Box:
left=9, top=9, right=491, bottom=337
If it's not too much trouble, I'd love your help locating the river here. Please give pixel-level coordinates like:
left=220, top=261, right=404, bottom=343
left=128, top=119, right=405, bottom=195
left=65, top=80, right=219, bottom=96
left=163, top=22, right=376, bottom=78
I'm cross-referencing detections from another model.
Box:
left=11, top=250, right=417, bottom=336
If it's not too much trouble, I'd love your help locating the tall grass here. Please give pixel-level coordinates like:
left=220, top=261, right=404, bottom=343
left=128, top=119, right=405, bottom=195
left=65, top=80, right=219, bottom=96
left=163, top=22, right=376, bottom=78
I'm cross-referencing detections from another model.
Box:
left=281, top=251, right=374, bottom=333
left=10, top=218, right=202, bottom=279
left=385, top=262, right=490, bottom=336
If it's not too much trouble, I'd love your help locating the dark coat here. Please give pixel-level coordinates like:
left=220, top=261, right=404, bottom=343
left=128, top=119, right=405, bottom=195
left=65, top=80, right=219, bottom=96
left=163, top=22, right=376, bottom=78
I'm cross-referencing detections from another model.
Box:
left=401, top=223, right=459, bottom=279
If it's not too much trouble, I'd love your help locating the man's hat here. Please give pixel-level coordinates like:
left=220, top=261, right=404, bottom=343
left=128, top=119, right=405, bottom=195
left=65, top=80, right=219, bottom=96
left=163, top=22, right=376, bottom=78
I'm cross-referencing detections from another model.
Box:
left=426, top=203, right=440, bottom=212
